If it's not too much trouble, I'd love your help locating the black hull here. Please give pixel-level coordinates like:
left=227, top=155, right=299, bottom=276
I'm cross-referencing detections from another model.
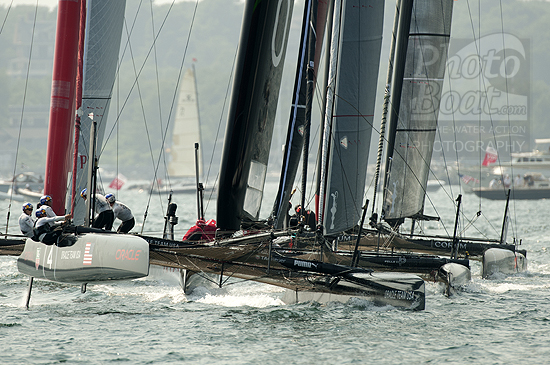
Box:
left=333, top=230, right=525, bottom=260
left=144, top=235, right=425, bottom=310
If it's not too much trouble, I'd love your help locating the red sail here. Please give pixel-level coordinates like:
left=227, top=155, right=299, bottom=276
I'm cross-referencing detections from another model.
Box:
left=44, top=0, right=82, bottom=214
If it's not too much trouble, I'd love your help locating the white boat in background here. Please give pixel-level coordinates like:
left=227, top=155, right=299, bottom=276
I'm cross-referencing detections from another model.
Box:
left=0, top=172, right=43, bottom=195
left=472, top=172, right=550, bottom=200
left=167, top=66, right=202, bottom=181
left=509, top=138, right=550, bottom=170
left=126, top=66, right=208, bottom=196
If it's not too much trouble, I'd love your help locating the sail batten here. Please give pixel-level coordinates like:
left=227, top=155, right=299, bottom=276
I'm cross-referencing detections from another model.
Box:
left=382, top=0, right=454, bottom=224
left=321, top=0, right=384, bottom=235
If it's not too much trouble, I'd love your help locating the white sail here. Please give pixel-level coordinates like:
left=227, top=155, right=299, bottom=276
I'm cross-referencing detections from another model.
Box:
left=167, top=67, right=202, bottom=178
left=73, top=0, right=127, bottom=225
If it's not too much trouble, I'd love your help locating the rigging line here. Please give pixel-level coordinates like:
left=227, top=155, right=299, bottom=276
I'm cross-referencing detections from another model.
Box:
left=4, top=0, right=39, bottom=235
left=99, top=0, right=146, bottom=156
left=465, top=0, right=484, bottom=216
left=100, top=0, right=176, bottom=156
left=121, top=18, right=166, bottom=219
left=465, top=0, right=516, bottom=239
left=203, top=43, right=239, bottom=215
left=390, top=1, right=454, bottom=230
left=144, top=0, right=200, bottom=214
left=499, top=0, right=518, bottom=240
left=477, top=0, right=482, bottom=212
left=0, top=0, right=13, bottom=35
left=417, top=0, right=461, bottom=229
left=149, top=0, right=170, bottom=188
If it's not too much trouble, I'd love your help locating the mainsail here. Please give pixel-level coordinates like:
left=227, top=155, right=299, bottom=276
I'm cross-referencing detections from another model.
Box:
left=217, top=0, right=294, bottom=231
left=72, top=0, right=127, bottom=225
left=382, top=0, right=453, bottom=225
left=320, top=0, right=384, bottom=235
left=167, top=66, right=203, bottom=178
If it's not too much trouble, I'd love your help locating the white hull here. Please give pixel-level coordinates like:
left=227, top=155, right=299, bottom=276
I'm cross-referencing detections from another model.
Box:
left=482, top=248, right=527, bottom=278
left=18, top=233, right=149, bottom=284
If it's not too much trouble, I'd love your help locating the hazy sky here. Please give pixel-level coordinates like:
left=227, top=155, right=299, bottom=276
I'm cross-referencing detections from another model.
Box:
left=0, top=0, right=186, bottom=9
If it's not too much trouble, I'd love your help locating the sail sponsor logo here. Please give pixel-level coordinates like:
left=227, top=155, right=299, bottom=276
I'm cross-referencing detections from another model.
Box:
left=384, top=289, right=416, bottom=301
left=340, top=136, right=348, bottom=149
left=433, top=240, right=466, bottom=251
left=293, top=260, right=317, bottom=269
left=61, top=250, right=81, bottom=260
left=271, top=0, right=292, bottom=68
left=115, top=249, right=141, bottom=261
left=145, top=237, right=181, bottom=248
left=438, top=33, right=529, bottom=122
left=329, top=191, right=338, bottom=229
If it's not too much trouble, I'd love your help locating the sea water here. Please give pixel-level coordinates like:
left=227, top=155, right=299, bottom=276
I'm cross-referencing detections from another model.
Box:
left=1, top=183, right=549, bottom=364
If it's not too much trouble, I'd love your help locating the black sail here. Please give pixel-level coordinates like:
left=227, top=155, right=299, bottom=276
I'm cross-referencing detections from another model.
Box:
left=382, top=0, right=454, bottom=225
left=321, top=0, right=384, bottom=235
left=217, top=0, right=294, bottom=231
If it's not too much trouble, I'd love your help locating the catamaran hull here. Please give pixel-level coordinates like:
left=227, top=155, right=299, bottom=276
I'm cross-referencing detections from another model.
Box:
left=438, top=263, right=471, bottom=296
left=482, top=248, right=527, bottom=278
left=282, top=272, right=425, bottom=310
left=17, top=233, right=149, bottom=283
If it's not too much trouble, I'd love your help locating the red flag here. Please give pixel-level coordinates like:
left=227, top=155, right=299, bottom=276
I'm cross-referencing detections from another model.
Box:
left=109, top=174, right=127, bottom=190
left=482, top=146, right=498, bottom=166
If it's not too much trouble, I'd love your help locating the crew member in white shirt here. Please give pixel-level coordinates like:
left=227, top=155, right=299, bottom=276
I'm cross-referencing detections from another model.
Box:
left=80, top=188, right=114, bottom=230
left=105, top=193, right=135, bottom=233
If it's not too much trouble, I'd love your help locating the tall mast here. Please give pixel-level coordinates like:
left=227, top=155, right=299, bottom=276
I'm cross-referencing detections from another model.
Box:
left=44, top=0, right=83, bottom=215
left=299, top=0, right=319, bottom=223
left=71, top=0, right=87, bottom=216
left=370, top=0, right=400, bottom=222
left=381, top=0, right=414, bottom=215
left=271, top=0, right=329, bottom=229
left=317, top=0, right=342, bottom=229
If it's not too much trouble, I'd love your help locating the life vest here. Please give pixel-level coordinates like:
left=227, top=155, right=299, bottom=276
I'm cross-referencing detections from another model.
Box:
left=182, top=219, right=217, bottom=241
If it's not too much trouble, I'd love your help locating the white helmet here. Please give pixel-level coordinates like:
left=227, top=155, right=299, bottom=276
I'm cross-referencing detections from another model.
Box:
left=105, top=193, right=116, bottom=203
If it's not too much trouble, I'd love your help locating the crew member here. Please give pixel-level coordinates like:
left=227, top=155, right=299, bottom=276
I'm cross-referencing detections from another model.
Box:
left=105, top=193, right=135, bottom=233
left=18, top=202, right=35, bottom=237
left=34, top=208, right=72, bottom=245
left=39, top=195, right=56, bottom=217
left=295, top=205, right=317, bottom=231
left=80, top=188, right=114, bottom=230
